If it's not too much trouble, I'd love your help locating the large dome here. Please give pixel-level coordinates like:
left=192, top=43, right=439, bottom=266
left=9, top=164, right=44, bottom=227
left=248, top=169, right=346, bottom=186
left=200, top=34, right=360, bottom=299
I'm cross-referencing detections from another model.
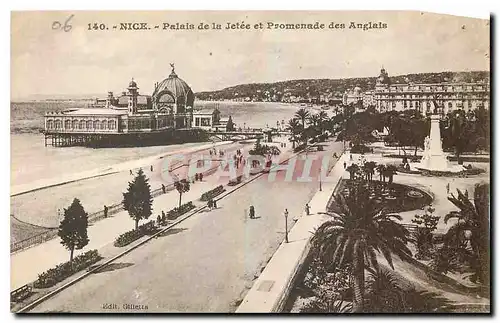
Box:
left=152, top=68, right=194, bottom=107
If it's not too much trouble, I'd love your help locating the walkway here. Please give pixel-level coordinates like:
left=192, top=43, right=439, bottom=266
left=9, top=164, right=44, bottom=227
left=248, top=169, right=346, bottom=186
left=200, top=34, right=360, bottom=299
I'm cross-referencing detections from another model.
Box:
left=27, top=141, right=345, bottom=312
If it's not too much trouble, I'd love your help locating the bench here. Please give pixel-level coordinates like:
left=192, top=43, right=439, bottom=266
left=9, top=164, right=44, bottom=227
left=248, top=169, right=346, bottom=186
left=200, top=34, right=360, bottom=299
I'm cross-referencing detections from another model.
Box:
left=11, top=284, right=32, bottom=303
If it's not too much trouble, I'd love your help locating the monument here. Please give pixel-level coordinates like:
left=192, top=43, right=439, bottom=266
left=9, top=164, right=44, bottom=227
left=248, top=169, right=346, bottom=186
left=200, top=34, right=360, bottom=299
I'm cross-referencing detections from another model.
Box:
left=414, top=114, right=464, bottom=173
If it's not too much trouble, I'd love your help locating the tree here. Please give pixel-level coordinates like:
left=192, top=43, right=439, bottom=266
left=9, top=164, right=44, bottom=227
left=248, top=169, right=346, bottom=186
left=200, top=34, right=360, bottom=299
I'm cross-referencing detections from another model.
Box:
left=441, top=183, right=489, bottom=285
left=388, top=111, right=428, bottom=156
left=123, top=168, right=153, bottom=230
left=346, top=163, right=360, bottom=180
left=311, top=181, right=412, bottom=312
left=376, top=164, right=386, bottom=182
left=174, top=179, right=191, bottom=208
left=226, top=116, right=236, bottom=131
left=286, top=118, right=301, bottom=149
left=317, top=110, right=328, bottom=137
left=383, top=165, right=398, bottom=183
left=363, top=161, right=377, bottom=181
left=58, top=198, right=90, bottom=263
left=295, top=108, right=310, bottom=130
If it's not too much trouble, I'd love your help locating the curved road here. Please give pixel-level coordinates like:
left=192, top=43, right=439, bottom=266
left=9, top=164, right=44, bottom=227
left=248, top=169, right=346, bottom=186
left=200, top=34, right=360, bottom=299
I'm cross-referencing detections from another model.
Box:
left=30, top=141, right=344, bottom=313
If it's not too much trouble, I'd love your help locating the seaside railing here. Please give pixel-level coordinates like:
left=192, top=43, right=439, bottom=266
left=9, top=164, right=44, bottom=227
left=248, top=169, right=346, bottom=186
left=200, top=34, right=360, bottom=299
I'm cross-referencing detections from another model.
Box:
left=10, top=161, right=223, bottom=254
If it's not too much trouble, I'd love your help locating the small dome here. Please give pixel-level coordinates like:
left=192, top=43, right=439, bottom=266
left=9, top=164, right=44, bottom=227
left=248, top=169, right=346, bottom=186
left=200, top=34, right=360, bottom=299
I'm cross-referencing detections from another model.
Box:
left=128, top=79, right=138, bottom=89
left=377, top=67, right=391, bottom=85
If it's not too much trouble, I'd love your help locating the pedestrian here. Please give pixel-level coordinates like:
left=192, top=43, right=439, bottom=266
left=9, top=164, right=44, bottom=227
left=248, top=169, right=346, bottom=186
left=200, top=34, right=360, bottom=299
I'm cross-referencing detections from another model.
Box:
left=208, top=199, right=213, bottom=210
left=305, top=203, right=310, bottom=216
left=213, top=199, right=217, bottom=209
left=249, top=205, right=255, bottom=219
left=157, top=215, right=161, bottom=225
left=350, top=154, right=353, bottom=161
left=161, top=211, right=166, bottom=224
left=103, top=205, right=108, bottom=218
left=343, top=161, right=347, bottom=169
left=195, top=173, right=199, bottom=181
left=150, top=165, right=153, bottom=172
left=199, top=172, right=203, bottom=181
left=210, top=150, right=213, bottom=157
left=162, top=184, right=166, bottom=194
left=130, top=169, right=133, bottom=175
left=446, top=182, right=450, bottom=194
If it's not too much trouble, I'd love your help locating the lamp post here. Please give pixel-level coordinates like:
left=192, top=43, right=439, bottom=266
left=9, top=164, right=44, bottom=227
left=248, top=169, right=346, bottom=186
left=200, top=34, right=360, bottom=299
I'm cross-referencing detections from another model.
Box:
left=319, top=172, right=322, bottom=191
left=284, top=209, right=289, bottom=243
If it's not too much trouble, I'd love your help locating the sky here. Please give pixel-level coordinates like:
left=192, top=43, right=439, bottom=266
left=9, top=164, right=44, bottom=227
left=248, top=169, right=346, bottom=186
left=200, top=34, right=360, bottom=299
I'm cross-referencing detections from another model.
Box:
left=11, top=11, right=490, bottom=100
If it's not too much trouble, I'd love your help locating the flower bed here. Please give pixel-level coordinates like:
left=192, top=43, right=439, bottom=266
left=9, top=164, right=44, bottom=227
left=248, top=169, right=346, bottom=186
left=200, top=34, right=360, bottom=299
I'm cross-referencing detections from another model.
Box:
left=228, top=175, right=243, bottom=186
left=200, top=185, right=226, bottom=201
left=114, top=220, right=159, bottom=247
left=420, top=167, right=486, bottom=178
left=34, top=250, right=102, bottom=288
left=350, top=144, right=372, bottom=154
left=167, top=202, right=195, bottom=220
left=328, top=179, right=433, bottom=214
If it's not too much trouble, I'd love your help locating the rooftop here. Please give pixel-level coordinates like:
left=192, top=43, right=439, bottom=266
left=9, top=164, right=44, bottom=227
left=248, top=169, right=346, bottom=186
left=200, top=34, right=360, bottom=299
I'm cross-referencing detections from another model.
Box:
left=62, top=108, right=128, bottom=116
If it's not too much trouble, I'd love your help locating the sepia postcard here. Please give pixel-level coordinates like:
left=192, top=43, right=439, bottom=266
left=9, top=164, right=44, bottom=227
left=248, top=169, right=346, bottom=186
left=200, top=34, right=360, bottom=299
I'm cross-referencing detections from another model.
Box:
left=10, top=10, right=490, bottom=314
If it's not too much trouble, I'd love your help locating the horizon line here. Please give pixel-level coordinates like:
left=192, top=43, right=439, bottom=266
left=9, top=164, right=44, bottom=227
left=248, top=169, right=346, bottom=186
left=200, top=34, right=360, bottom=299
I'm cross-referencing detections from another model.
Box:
left=11, top=68, right=490, bottom=102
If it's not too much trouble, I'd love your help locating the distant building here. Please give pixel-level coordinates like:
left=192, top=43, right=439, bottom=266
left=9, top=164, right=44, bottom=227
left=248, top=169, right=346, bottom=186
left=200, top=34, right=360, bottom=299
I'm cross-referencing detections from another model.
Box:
left=342, top=86, right=363, bottom=106
left=192, top=108, right=221, bottom=131
left=373, top=67, right=490, bottom=115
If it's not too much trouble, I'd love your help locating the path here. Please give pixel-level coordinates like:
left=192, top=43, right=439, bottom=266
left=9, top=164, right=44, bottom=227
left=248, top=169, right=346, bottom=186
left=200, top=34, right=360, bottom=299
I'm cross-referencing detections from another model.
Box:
left=28, top=141, right=344, bottom=312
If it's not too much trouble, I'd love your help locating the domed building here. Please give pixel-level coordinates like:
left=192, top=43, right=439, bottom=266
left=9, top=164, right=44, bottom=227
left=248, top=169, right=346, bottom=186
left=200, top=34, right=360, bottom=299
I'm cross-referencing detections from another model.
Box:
left=43, top=64, right=219, bottom=147
left=376, top=67, right=391, bottom=87
left=152, top=65, right=195, bottom=128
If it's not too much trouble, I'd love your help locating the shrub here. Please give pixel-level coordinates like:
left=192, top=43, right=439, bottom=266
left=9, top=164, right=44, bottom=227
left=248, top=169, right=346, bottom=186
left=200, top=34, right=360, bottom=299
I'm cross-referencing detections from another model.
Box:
left=167, top=202, right=195, bottom=220
left=200, top=185, right=226, bottom=201
left=350, top=144, right=371, bottom=154
left=228, top=175, right=243, bottom=186
left=114, top=220, right=158, bottom=247
left=34, top=250, right=102, bottom=288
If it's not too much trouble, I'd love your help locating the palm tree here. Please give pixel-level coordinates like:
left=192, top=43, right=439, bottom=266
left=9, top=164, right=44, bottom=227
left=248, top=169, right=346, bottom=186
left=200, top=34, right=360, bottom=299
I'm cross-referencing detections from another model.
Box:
left=376, top=164, right=386, bottom=182
left=363, top=161, right=377, bottom=181
left=317, top=110, right=328, bottom=137
left=442, top=183, right=489, bottom=285
left=174, top=179, right=190, bottom=208
left=365, top=269, right=404, bottom=312
left=384, top=165, right=398, bottom=183
left=345, top=163, right=360, bottom=180
left=311, top=181, right=412, bottom=312
left=295, top=108, right=310, bottom=130
left=286, top=118, right=301, bottom=149
left=295, top=108, right=311, bottom=145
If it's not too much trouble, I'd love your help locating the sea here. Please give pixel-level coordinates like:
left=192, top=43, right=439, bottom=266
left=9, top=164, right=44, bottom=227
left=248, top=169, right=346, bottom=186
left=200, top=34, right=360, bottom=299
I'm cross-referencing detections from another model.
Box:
left=10, top=101, right=301, bottom=187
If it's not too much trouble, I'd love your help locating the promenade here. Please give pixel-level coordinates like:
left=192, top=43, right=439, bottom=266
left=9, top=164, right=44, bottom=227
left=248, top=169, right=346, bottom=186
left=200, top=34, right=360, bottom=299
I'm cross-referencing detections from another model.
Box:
left=11, top=141, right=233, bottom=197
left=27, top=140, right=345, bottom=312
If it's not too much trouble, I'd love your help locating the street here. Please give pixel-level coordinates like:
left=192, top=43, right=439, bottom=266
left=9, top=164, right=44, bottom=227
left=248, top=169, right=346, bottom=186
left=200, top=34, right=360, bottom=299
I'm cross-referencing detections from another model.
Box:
left=30, top=141, right=344, bottom=313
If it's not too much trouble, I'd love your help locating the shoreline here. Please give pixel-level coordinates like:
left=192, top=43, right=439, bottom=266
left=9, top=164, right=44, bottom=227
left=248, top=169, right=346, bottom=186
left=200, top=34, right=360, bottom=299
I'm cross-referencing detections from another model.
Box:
left=11, top=140, right=233, bottom=197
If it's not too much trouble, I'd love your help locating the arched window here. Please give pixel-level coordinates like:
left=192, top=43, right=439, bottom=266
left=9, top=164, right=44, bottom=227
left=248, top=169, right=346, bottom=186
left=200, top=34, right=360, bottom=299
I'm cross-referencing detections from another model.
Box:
left=86, top=120, right=93, bottom=129
left=55, top=120, right=62, bottom=129
left=64, top=120, right=71, bottom=129
left=72, top=120, right=78, bottom=129
left=108, top=120, right=116, bottom=130
left=93, top=120, right=100, bottom=130
left=80, top=120, right=86, bottom=129
left=101, top=120, right=107, bottom=130
left=47, top=120, right=54, bottom=129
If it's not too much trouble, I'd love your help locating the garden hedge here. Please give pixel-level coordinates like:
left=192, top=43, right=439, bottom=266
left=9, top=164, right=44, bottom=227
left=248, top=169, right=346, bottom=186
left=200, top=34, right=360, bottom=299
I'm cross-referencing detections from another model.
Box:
left=34, top=250, right=102, bottom=288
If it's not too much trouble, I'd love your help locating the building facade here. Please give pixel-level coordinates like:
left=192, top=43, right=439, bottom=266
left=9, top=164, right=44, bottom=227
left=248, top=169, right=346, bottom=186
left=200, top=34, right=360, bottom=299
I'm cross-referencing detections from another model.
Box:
left=373, top=68, right=490, bottom=115
left=44, top=65, right=197, bottom=135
